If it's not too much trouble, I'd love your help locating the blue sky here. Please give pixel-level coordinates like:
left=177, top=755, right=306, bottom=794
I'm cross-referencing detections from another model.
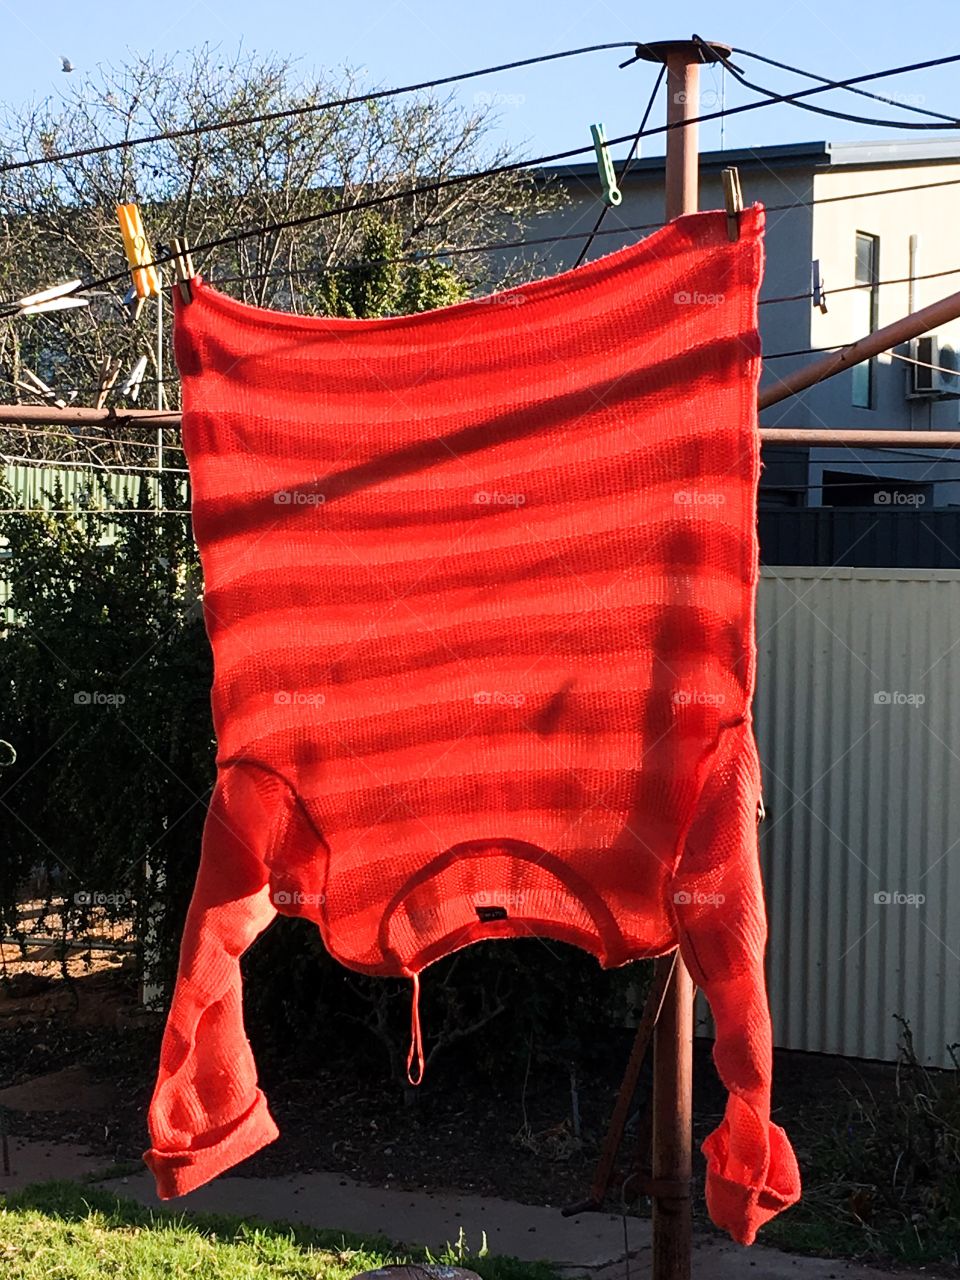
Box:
left=0, top=0, right=957, bottom=164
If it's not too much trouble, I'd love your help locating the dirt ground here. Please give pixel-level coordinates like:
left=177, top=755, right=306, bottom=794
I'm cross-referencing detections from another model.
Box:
left=0, top=945, right=895, bottom=1215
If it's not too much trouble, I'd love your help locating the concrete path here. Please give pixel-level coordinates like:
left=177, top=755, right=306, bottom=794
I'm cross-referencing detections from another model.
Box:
left=0, top=1141, right=936, bottom=1280
left=0, top=1137, right=105, bottom=1189
left=97, top=1167, right=922, bottom=1280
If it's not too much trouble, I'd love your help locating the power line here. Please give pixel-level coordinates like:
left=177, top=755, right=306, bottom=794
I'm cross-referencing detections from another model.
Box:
left=0, top=43, right=640, bottom=175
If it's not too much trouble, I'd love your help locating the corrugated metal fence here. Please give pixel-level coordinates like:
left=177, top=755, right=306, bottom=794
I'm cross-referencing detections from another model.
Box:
left=756, top=567, right=960, bottom=1067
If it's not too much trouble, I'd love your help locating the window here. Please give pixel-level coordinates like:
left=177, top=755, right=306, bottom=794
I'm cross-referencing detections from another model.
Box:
left=851, top=233, right=879, bottom=408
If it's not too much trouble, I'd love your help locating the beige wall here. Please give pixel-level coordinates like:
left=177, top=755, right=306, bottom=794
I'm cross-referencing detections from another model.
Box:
left=803, top=163, right=960, bottom=503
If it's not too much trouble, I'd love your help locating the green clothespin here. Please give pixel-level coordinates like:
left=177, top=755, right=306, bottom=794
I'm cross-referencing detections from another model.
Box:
left=590, top=123, right=622, bottom=207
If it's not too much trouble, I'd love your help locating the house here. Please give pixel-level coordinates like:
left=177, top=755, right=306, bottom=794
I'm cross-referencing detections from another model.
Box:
left=515, top=140, right=960, bottom=563
left=516, top=143, right=960, bottom=1067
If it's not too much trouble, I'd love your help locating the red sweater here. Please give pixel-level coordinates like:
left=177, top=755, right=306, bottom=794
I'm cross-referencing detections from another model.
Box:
left=144, top=205, right=801, bottom=1244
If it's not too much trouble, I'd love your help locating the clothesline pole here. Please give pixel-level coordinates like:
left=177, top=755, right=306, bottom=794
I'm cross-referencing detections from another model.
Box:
left=636, top=36, right=731, bottom=1280
left=650, top=45, right=696, bottom=1280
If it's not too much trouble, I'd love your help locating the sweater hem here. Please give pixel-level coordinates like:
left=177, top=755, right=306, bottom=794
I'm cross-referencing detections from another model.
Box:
left=143, top=1088, right=279, bottom=1199
left=702, top=1119, right=801, bottom=1246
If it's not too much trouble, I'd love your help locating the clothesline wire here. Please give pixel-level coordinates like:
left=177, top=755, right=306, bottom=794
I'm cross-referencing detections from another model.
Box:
left=715, top=40, right=959, bottom=130
left=572, top=66, right=666, bottom=269
left=7, top=473, right=960, bottom=517
left=732, top=46, right=960, bottom=124
left=5, top=255, right=960, bottom=408
left=26, top=48, right=960, bottom=307
left=0, top=423, right=186, bottom=452
left=0, top=451, right=189, bottom=475
left=0, top=43, right=641, bottom=175
left=9, top=169, right=960, bottom=332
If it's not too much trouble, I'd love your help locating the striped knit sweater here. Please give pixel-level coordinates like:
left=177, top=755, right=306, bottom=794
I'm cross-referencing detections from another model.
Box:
left=144, top=205, right=801, bottom=1244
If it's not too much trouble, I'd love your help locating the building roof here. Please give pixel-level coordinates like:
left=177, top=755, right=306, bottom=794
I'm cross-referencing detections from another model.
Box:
left=538, top=137, right=960, bottom=182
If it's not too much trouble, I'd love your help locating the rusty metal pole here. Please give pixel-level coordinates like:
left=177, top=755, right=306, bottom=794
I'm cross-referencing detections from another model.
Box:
left=635, top=39, right=732, bottom=1280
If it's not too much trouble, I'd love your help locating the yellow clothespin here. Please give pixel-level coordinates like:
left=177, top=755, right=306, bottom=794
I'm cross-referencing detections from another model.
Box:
left=721, top=167, right=743, bottom=242
left=590, top=124, right=622, bottom=207
left=168, top=238, right=195, bottom=304
left=116, top=203, right=161, bottom=299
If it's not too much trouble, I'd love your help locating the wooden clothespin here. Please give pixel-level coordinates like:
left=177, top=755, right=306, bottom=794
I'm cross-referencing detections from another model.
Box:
left=15, top=279, right=89, bottom=317
left=17, top=367, right=66, bottom=409
left=168, top=238, right=195, bottom=303
left=122, top=282, right=145, bottom=324
left=812, top=260, right=828, bottom=314
left=117, top=203, right=161, bottom=299
left=590, top=124, right=622, bottom=208
left=121, top=354, right=148, bottom=402
left=721, top=167, right=743, bottom=241
left=95, top=356, right=123, bottom=409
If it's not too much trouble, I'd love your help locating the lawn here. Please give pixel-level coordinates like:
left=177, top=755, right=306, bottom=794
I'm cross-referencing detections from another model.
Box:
left=0, top=1180, right=560, bottom=1280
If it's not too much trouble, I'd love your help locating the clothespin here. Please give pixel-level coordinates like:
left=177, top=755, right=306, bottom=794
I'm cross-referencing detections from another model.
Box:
left=14, top=279, right=88, bottom=317
left=168, top=238, right=195, bottom=303
left=116, top=203, right=161, bottom=299
left=121, top=354, right=148, bottom=401
left=95, top=356, right=123, bottom=409
left=721, top=167, right=743, bottom=241
left=590, top=124, right=622, bottom=208
left=17, top=367, right=66, bottom=409
left=122, top=282, right=145, bottom=324
left=811, top=259, right=828, bottom=314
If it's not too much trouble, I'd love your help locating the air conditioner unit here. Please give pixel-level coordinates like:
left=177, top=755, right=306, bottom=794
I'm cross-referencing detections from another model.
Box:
left=908, top=335, right=960, bottom=399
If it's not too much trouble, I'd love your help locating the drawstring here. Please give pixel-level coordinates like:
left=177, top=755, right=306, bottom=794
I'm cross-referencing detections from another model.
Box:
left=406, top=971, right=425, bottom=1086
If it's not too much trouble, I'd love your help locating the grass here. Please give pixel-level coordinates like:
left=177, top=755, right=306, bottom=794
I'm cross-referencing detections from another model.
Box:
left=0, top=1180, right=562, bottom=1280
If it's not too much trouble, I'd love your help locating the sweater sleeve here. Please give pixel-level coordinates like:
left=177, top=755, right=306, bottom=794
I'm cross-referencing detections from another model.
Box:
left=669, top=720, right=801, bottom=1246
left=143, top=763, right=284, bottom=1198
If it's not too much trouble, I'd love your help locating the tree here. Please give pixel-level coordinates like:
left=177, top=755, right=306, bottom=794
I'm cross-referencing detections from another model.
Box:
left=0, top=44, right=564, bottom=467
